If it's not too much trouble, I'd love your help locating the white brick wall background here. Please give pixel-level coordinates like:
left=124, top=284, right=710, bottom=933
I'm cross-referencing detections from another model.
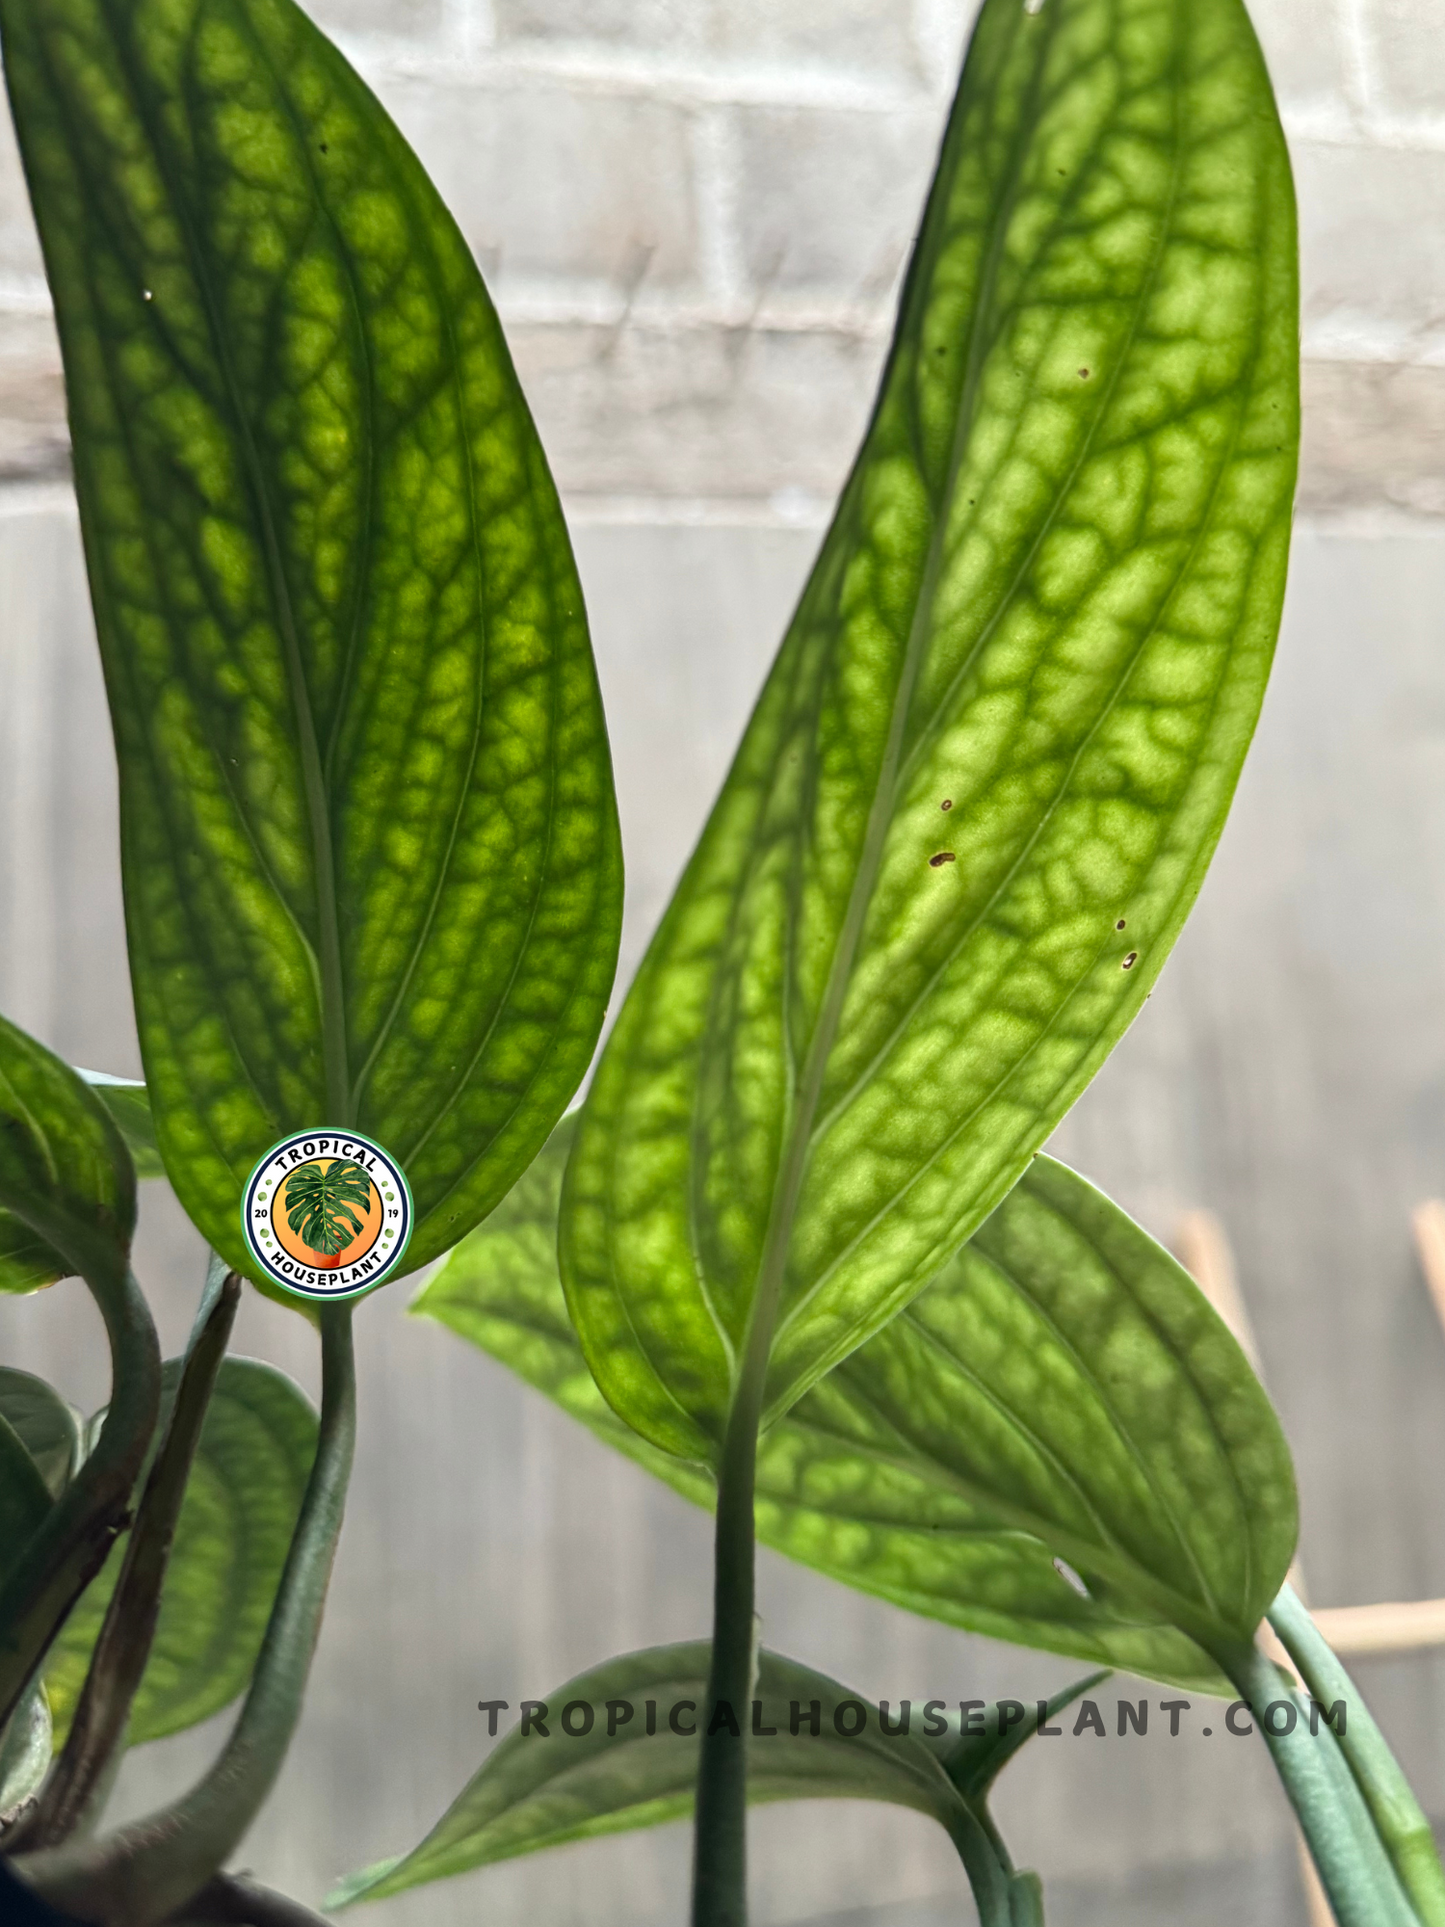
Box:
left=6, top=5, right=1445, bottom=1925
left=2, top=0, right=1445, bottom=513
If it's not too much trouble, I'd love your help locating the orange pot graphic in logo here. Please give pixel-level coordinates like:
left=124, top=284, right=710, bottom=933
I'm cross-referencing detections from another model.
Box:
left=241, top=1131, right=412, bottom=1300
left=280, top=1159, right=379, bottom=1269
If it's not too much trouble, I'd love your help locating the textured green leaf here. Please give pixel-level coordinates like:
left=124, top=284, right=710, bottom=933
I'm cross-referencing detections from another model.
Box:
left=0, top=1013, right=137, bottom=1297
left=560, top=0, right=1299, bottom=1460
left=329, top=1643, right=1021, bottom=1907
left=0, top=1411, right=53, bottom=1586
left=0, top=1370, right=83, bottom=1499
left=0, top=1677, right=52, bottom=1818
left=45, top=1355, right=315, bottom=1746
left=420, top=1123, right=1296, bottom=1690
left=75, top=1074, right=165, bottom=1183
left=1, top=0, right=623, bottom=1285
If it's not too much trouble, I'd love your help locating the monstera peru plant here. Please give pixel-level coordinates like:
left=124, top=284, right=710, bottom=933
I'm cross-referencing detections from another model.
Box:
left=0, top=0, right=1438, bottom=1923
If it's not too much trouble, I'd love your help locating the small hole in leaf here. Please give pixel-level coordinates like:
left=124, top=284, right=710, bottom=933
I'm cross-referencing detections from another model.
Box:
left=1115, top=918, right=1126, bottom=930
left=1053, top=1557, right=1089, bottom=1597
left=142, top=288, right=153, bottom=301
left=1121, top=951, right=1138, bottom=970
left=929, top=851, right=956, bottom=868
left=940, top=799, right=953, bottom=811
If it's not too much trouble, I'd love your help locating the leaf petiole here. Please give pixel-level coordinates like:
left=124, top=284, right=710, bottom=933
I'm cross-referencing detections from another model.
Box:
left=0, top=1258, right=160, bottom=1734
left=692, top=1392, right=761, bottom=1927
left=1218, top=1638, right=1418, bottom=1927
left=16, top=1303, right=356, bottom=1925
left=1268, top=1584, right=1445, bottom=1927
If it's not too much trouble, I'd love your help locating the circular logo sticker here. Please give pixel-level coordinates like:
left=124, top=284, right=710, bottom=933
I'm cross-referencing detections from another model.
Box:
left=241, top=1130, right=412, bottom=1301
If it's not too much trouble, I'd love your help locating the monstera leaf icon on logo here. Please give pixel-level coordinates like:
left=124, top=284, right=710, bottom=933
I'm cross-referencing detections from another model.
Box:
left=241, top=1131, right=414, bottom=1301
left=284, top=1159, right=373, bottom=1267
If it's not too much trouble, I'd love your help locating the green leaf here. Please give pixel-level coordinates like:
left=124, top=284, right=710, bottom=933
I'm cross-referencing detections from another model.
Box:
left=0, top=1411, right=53, bottom=1587
left=0, top=1012, right=137, bottom=1296
left=45, top=1355, right=316, bottom=1747
left=1, top=0, right=623, bottom=1286
left=560, top=0, right=1299, bottom=1461
left=329, top=1643, right=1021, bottom=1907
left=75, top=1073, right=165, bottom=1183
left=0, top=1677, right=52, bottom=1818
left=939, top=1671, right=1105, bottom=1802
left=0, top=1369, right=83, bottom=1499
left=419, top=1123, right=1296, bottom=1691
left=282, top=1160, right=373, bottom=1259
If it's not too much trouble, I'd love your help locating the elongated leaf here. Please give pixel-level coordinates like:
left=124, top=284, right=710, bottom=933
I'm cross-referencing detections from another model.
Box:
left=561, top=0, right=1299, bottom=1460
left=0, top=1370, right=82, bottom=1499
left=419, top=1123, right=1296, bottom=1690
left=0, top=1678, right=52, bottom=1818
left=0, top=1013, right=137, bottom=1296
left=75, top=1074, right=164, bottom=1184
left=330, top=1643, right=1013, bottom=1907
left=44, top=1356, right=315, bottom=1746
left=1, top=0, right=622, bottom=1287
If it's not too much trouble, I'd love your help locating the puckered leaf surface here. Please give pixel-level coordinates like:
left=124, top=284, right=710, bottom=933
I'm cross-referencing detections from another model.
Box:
left=1, top=0, right=622, bottom=1282
left=76, top=1074, right=165, bottom=1183
left=560, top=0, right=1299, bottom=1459
left=0, top=1412, right=52, bottom=1587
left=421, top=1122, right=1297, bottom=1691
left=0, top=1370, right=83, bottom=1499
left=0, top=1014, right=137, bottom=1295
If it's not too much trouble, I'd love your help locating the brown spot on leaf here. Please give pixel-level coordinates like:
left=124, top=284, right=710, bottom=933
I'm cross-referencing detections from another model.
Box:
left=940, top=799, right=953, bottom=811
left=1121, top=951, right=1138, bottom=970
left=929, top=852, right=956, bottom=868
left=1115, top=918, right=1126, bottom=930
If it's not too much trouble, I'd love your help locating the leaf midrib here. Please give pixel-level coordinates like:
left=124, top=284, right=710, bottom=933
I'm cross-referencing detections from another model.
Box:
left=730, top=0, right=1051, bottom=1419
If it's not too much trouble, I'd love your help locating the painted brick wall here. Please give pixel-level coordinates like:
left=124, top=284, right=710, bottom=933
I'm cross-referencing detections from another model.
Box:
left=2, top=0, right=1445, bottom=516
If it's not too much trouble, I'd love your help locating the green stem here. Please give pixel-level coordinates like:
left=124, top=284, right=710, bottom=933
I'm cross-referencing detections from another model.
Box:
left=940, top=1804, right=1016, bottom=1926
left=1220, top=1640, right=1418, bottom=1927
left=162, top=1870, right=333, bottom=1926
left=1269, top=1583, right=1445, bottom=1927
left=18, top=1261, right=241, bottom=1851
left=0, top=1263, right=160, bottom=1732
left=692, top=1393, right=759, bottom=1927
left=18, top=1302, right=356, bottom=1926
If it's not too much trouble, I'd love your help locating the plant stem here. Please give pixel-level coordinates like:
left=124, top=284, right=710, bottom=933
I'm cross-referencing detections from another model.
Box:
left=0, top=1263, right=160, bottom=1732
left=1269, top=1582, right=1445, bottom=1927
left=17, top=1302, right=357, bottom=1926
left=1220, top=1640, right=1418, bottom=1927
left=692, top=1390, right=759, bottom=1927
left=939, top=1804, right=1016, bottom=1926
left=18, top=1262, right=242, bottom=1851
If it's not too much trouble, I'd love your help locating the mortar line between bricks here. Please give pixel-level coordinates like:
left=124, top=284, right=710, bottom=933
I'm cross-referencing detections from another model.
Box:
left=335, top=39, right=936, bottom=113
